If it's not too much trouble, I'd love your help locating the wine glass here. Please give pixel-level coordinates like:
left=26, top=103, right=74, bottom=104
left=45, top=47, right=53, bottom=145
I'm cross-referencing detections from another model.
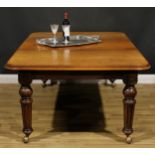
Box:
left=50, top=24, right=59, bottom=44
left=62, top=25, right=70, bottom=44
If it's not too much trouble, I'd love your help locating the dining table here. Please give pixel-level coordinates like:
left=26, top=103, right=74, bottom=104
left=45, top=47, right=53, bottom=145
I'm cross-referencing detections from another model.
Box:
left=5, top=32, right=150, bottom=143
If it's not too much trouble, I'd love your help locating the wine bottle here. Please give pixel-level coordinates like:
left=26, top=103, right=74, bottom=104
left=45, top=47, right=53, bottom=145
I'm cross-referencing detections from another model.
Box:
left=62, top=11, right=70, bottom=41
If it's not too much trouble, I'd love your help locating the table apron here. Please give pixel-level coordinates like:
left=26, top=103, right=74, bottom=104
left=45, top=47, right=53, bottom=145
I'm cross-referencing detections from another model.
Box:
left=18, top=71, right=138, bottom=81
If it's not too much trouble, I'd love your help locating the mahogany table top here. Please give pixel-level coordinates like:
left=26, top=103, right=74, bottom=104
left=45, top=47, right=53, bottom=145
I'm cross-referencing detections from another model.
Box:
left=5, top=32, right=150, bottom=71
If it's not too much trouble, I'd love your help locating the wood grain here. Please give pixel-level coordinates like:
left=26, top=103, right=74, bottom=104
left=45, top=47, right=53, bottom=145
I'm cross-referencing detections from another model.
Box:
left=5, top=32, right=150, bottom=71
left=0, top=83, right=154, bottom=147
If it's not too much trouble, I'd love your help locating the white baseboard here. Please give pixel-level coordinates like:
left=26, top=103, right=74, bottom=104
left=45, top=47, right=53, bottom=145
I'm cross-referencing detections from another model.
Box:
left=0, top=74, right=42, bottom=84
left=0, top=74, right=18, bottom=84
left=0, top=74, right=155, bottom=84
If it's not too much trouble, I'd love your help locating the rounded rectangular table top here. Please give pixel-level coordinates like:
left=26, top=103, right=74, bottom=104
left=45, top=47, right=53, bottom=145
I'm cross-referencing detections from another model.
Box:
left=5, top=32, right=150, bottom=71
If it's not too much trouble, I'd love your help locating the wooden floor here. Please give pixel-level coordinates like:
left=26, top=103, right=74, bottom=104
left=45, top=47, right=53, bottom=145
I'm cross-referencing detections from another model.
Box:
left=0, top=82, right=155, bottom=147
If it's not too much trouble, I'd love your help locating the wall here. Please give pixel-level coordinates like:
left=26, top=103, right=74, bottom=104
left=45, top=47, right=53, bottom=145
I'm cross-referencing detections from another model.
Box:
left=0, top=7, right=154, bottom=73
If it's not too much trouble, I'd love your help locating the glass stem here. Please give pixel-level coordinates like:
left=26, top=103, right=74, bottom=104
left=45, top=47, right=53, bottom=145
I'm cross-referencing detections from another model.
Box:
left=52, top=33, right=57, bottom=44
left=54, top=34, right=56, bottom=42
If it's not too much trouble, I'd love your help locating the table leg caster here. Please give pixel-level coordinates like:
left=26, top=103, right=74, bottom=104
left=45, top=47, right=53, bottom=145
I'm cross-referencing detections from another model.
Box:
left=111, top=82, right=116, bottom=88
left=42, top=79, right=48, bottom=88
left=23, top=136, right=29, bottom=143
left=126, top=136, right=132, bottom=144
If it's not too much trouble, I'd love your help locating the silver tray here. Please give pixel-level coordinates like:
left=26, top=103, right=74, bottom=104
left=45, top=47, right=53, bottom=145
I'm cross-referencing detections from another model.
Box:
left=36, top=35, right=102, bottom=48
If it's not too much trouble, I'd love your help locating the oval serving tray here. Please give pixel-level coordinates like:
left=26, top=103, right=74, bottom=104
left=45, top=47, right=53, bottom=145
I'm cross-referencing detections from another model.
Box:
left=36, top=35, right=102, bottom=48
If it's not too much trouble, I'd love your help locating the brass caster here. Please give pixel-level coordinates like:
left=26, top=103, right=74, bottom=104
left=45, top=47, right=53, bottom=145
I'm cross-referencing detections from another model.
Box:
left=23, top=136, right=29, bottom=143
left=104, top=80, right=109, bottom=86
left=126, top=136, right=132, bottom=144
left=42, top=84, right=47, bottom=88
left=42, top=82, right=47, bottom=88
left=111, top=83, right=116, bottom=88
left=42, top=79, right=48, bottom=88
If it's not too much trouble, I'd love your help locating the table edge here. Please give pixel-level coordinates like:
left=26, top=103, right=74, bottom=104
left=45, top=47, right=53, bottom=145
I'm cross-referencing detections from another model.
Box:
left=5, top=63, right=151, bottom=72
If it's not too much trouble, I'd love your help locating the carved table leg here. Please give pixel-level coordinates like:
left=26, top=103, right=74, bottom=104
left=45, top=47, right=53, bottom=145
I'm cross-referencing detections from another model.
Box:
left=122, top=74, right=137, bottom=144
left=19, top=73, right=33, bottom=143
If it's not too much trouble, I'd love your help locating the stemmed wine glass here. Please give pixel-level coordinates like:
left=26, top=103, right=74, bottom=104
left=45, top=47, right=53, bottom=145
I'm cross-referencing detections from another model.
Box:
left=62, top=25, right=70, bottom=44
left=50, top=24, right=59, bottom=44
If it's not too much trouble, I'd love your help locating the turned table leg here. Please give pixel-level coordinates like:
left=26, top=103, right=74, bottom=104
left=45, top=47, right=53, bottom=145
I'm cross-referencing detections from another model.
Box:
left=19, top=73, right=33, bottom=143
left=122, top=74, right=137, bottom=144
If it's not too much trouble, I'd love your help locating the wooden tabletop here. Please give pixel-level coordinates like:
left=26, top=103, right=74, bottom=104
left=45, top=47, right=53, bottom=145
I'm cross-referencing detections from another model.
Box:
left=5, top=32, right=150, bottom=71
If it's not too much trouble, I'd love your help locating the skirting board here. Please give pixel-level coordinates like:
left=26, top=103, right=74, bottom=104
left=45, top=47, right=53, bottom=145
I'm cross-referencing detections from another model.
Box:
left=0, top=74, right=155, bottom=84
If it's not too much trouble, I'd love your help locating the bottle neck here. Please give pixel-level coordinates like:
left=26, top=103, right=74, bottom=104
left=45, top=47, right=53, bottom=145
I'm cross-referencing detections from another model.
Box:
left=64, top=12, right=69, bottom=20
left=63, top=12, right=70, bottom=25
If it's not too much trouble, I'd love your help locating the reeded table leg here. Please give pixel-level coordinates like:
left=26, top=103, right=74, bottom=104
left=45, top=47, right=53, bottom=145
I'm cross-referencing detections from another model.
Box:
left=19, top=73, right=33, bottom=143
left=122, top=74, right=137, bottom=144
